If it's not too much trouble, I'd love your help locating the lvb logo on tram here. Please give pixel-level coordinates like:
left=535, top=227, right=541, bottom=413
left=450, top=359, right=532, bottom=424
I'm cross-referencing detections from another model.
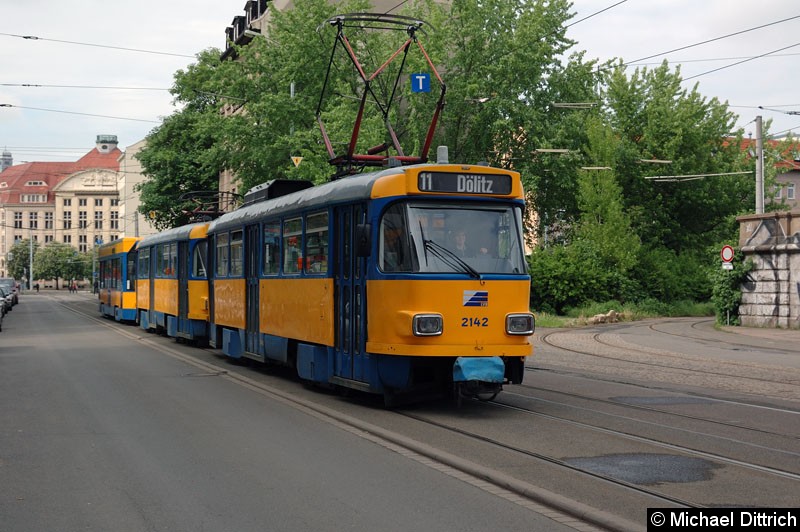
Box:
left=463, top=290, right=489, bottom=307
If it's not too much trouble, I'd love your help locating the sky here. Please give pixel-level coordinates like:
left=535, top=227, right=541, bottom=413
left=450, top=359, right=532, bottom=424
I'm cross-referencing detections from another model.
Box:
left=1, top=0, right=799, bottom=163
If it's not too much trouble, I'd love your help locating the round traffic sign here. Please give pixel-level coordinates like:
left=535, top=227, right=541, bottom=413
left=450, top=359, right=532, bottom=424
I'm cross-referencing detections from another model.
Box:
left=720, top=245, right=734, bottom=263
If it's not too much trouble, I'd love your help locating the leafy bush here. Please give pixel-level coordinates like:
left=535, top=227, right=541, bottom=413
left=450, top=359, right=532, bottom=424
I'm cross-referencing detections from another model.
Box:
left=529, top=244, right=713, bottom=315
left=709, top=253, right=752, bottom=326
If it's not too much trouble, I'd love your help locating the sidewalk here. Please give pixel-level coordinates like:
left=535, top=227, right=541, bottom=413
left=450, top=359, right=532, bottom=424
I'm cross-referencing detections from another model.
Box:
left=721, top=324, right=800, bottom=342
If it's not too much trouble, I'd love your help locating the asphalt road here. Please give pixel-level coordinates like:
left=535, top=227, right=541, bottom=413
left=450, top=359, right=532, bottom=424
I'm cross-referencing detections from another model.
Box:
left=0, top=295, right=575, bottom=532
left=8, top=292, right=799, bottom=532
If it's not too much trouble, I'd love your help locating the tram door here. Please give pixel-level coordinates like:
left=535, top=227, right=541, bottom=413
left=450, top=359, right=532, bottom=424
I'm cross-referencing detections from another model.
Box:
left=245, top=224, right=260, bottom=355
left=334, top=205, right=367, bottom=382
left=177, top=241, right=189, bottom=322
left=147, top=248, right=156, bottom=326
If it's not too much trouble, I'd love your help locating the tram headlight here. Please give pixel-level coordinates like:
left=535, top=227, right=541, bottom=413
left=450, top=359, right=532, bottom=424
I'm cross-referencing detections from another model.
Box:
left=413, top=314, right=443, bottom=336
left=506, top=313, right=534, bottom=335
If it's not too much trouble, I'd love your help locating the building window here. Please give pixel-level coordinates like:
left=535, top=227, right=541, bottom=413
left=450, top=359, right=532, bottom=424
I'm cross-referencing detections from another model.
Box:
left=79, top=211, right=87, bottom=229
left=79, top=198, right=87, bottom=207
left=63, top=235, right=72, bottom=244
left=94, top=211, right=103, bottom=229
left=110, top=211, right=119, bottom=230
left=95, top=198, right=103, bottom=207
left=14, top=235, right=23, bottom=244
left=28, top=212, right=38, bottom=229
left=25, top=180, right=45, bottom=186
left=45, top=212, right=53, bottom=229
left=79, top=234, right=87, bottom=253
left=21, top=194, right=47, bottom=203
left=111, top=198, right=120, bottom=206
left=45, top=235, right=54, bottom=243
left=63, top=211, right=72, bottom=230
left=775, top=186, right=783, bottom=200
left=789, top=183, right=796, bottom=201
left=13, top=212, right=22, bottom=229
left=63, top=198, right=71, bottom=207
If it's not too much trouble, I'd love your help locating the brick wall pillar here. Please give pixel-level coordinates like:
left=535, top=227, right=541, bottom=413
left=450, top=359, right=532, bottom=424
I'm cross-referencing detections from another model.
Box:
left=737, top=212, right=800, bottom=329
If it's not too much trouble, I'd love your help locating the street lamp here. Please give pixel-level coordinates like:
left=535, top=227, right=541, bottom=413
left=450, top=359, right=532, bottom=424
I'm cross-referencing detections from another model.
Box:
left=92, top=236, right=102, bottom=293
left=28, top=227, right=33, bottom=290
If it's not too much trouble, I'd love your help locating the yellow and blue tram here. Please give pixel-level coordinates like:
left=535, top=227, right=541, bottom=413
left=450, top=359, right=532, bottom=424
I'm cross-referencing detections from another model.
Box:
left=98, top=237, right=139, bottom=322
left=206, top=162, right=534, bottom=402
left=135, top=222, right=210, bottom=343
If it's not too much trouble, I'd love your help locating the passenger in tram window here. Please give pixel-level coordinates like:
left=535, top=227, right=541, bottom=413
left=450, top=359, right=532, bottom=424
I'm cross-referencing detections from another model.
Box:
left=383, top=226, right=407, bottom=271
left=451, top=229, right=488, bottom=258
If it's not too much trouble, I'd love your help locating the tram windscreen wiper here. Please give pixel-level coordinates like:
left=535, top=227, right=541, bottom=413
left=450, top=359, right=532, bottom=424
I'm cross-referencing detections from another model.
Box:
left=423, top=239, right=481, bottom=279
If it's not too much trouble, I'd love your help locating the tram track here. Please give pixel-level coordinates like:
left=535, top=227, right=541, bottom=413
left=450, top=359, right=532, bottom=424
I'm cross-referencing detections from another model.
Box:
left=511, top=381, right=800, bottom=440
left=58, top=297, right=635, bottom=531
left=537, top=322, right=800, bottom=391
left=497, top=388, right=800, bottom=470
left=396, top=408, right=702, bottom=508
left=654, top=318, right=800, bottom=355
left=539, top=332, right=800, bottom=386
left=62, top=296, right=800, bottom=526
left=394, top=392, right=800, bottom=514
left=485, top=397, right=800, bottom=480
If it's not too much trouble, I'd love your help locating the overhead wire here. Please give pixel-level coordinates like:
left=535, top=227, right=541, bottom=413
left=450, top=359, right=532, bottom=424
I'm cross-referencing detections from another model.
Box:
left=683, top=41, right=800, bottom=81
left=0, top=104, right=160, bottom=123
left=1, top=83, right=169, bottom=91
left=0, top=32, right=195, bottom=58
left=622, top=13, right=800, bottom=65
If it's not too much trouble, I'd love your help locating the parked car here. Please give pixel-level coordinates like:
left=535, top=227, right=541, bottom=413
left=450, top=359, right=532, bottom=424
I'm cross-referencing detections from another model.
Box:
left=0, top=286, right=11, bottom=316
left=0, top=278, right=19, bottom=306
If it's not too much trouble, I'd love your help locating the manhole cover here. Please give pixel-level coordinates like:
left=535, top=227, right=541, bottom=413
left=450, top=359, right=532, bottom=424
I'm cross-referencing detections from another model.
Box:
left=564, top=453, right=720, bottom=485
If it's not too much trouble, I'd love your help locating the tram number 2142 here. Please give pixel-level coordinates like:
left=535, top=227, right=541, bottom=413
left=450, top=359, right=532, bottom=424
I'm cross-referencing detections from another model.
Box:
left=462, top=317, right=489, bottom=327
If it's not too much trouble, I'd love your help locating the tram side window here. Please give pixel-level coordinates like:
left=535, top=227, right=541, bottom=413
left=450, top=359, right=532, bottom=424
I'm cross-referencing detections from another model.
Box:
left=192, top=241, right=207, bottom=278
left=157, top=242, right=177, bottom=277
left=112, top=258, right=121, bottom=290
left=304, top=212, right=328, bottom=273
left=138, top=248, right=150, bottom=279
left=126, top=255, right=136, bottom=289
left=215, top=233, right=229, bottom=277
left=380, top=203, right=412, bottom=272
left=100, top=260, right=109, bottom=289
left=230, top=230, right=243, bottom=276
left=168, top=242, right=177, bottom=277
left=262, top=221, right=280, bottom=275
left=283, top=218, right=302, bottom=274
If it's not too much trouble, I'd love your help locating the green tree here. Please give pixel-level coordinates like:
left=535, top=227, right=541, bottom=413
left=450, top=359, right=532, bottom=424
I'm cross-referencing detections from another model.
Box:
left=601, top=62, right=749, bottom=252
left=135, top=48, right=230, bottom=229
left=572, top=118, right=640, bottom=272
left=7, top=239, right=39, bottom=283
left=33, top=242, right=79, bottom=289
left=136, top=0, right=598, bottom=223
left=434, top=0, right=599, bottom=235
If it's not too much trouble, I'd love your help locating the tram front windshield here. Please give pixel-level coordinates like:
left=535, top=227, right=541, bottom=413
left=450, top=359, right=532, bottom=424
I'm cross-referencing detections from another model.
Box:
left=379, top=201, right=527, bottom=275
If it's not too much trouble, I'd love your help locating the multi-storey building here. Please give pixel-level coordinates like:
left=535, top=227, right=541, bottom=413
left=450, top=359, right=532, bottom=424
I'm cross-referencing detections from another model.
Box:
left=117, top=138, right=158, bottom=238
left=739, top=138, right=800, bottom=211
left=0, top=135, right=122, bottom=278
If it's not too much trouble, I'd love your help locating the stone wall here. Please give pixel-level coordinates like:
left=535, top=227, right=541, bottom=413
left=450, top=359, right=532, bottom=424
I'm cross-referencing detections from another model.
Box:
left=737, top=212, right=800, bottom=328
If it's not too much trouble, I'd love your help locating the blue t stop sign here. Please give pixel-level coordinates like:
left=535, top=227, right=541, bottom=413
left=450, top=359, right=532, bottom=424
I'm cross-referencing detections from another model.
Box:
left=411, top=73, right=430, bottom=93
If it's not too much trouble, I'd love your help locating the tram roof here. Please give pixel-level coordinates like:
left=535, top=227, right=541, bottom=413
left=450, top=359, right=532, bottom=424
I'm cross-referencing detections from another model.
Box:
left=137, top=221, right=209, bottom=247
left=97, top=236, right=139, bottom=257
left=208, top=166, right=405, bottom=234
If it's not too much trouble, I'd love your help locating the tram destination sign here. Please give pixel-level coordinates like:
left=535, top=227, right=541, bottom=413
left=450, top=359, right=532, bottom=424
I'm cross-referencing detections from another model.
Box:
left=417, top=171, right=513, bottom=195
